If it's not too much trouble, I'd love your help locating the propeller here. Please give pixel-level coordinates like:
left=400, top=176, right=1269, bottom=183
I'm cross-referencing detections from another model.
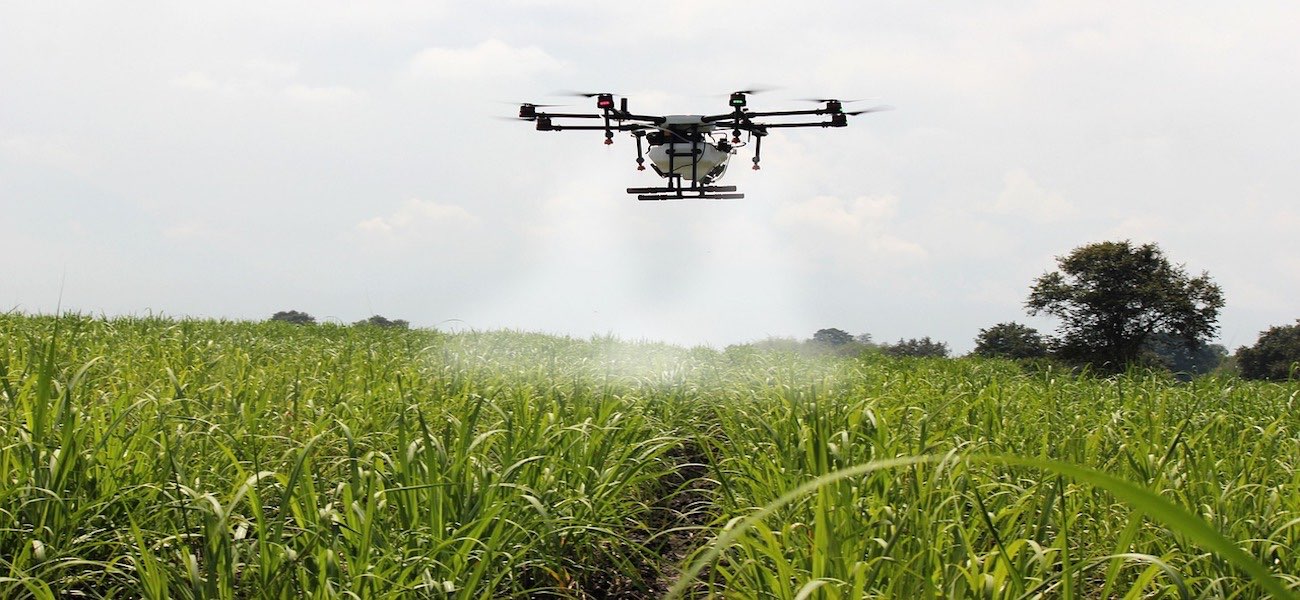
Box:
left=796, top=97, right=878, bottom=104
left=699, top=87, right=778, bottom=98
left=555, top=90, right=620, bottom=98
left=496, top=101, right=567, bottom=107
left=844, top=105, right=895, bottom=116
left=723, top=87, right=776, bottom=109
left=555, top=90, right=623, bottom=110
left=513, top=101, right=574, bottom=120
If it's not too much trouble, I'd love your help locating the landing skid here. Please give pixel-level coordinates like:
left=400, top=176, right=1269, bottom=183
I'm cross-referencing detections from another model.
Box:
left=625, top=185, right=744, bottom=201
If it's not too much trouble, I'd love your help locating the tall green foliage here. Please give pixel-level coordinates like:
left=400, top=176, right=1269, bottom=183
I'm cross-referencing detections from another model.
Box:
left=1, top=314, right=1296, bottom=598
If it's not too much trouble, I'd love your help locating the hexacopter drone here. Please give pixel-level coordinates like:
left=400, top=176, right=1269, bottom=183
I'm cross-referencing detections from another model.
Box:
left=513, top=90, right=890, bottom=200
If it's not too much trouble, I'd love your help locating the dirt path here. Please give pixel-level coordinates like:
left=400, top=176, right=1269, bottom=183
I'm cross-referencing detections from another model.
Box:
left=570, top=442, right=720, bottom=599
left=644, top=443, right=718, bottom=598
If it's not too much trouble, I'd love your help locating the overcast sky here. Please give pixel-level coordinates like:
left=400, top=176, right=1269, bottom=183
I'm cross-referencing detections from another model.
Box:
left=3, top=1, right=1297, bottom=352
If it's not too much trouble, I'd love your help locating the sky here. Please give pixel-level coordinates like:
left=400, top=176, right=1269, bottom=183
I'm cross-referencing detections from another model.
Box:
left=2, top=1, right=1297, bottom=353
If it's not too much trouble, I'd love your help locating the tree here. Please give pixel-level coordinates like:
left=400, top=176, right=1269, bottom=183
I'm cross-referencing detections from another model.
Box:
left=973, top=322, right=1048, bottom=359
left=1142, top=332, right=1227, bottom=378
left=1236, top=320, right=1300, bottom=380
left=354, top=315, right=410, bottom=329
left=881, top=337, right=949, bottom=358
left=812, top=328, right=854, bottom=346
left=270, top=310, right=316, bottom=325
left=1026, top=241, right=1223, bottom=370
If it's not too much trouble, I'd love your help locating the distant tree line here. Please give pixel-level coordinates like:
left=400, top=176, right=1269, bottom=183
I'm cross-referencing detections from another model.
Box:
left=265, top=236, right=1300, bottom=382
left=972, top=323, right=1048, bottom=360
left=268, top=311, right=410, bottom=330
left=881, top=337, right=949, bottom=358
left=798, top=240, right=1297, bottom=381
left=741, top=328, right=951, bottom=359
left=1236, top=320, right=1300, bottom=380
left=974, top=240, right=1295, bottom=380
left=270, top=310, right=316, bottom=325
left=969, top=241, right=1229, bottom=377
left=354, top=315, right=410, bottom=329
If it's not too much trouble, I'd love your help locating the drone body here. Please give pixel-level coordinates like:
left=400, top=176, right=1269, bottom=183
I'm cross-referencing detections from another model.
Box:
left=645, top=115, right=730, bottom=185
left=516, top=91, right=888, bottom=200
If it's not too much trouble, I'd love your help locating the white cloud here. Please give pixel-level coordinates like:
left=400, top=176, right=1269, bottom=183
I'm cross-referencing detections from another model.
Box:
left=161, top=221, right=237, bottom=242
left=987, top=168, right=1076, bottom=223
left=5, top=2, right=1300, bottom=349
left=772, top=195, right=927, bottom=264
left=169, top=64, right=359, bottom=103
left=406, top=39, right=564, bottom=80
left=356, top=199, right=479, bottom=239
left=1226, top=279, right=1289, bottom=312
left=170, top=71, right=221, bottom=92
left=967, top=280, right=1024, bottom=307
left=0, top=134, right=83, bottom=170
left=283, top=84, right=361, bottom=103
left=773, top=195, right=900, bottom=236
left=244, top=58, right=299, bottom=80
left=1105, top=216, right=1166, bottom=242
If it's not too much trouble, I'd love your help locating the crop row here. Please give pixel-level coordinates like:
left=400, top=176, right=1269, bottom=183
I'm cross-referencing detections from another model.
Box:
left=1, top=314, right=1297, bottom=598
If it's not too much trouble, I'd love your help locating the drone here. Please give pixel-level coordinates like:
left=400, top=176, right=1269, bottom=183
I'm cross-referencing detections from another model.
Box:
left=513, top=90, right=890, bottom=200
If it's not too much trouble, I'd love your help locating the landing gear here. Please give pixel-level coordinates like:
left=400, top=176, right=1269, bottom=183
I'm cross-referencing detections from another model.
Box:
left=626, top=178, right=744, bottom=201
left=634, top=131, right=646, bottom=170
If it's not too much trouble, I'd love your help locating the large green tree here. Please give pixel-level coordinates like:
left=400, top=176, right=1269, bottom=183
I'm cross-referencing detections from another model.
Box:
left=973, top=322, right=1048, bottom=359
left=269, top=310, right=316, bottom=325
left=1236, top=320, right=1300, bottom=380
left=1026, top=241, right=1223, bottom=369
left=811, top=328, right=854, bottom=346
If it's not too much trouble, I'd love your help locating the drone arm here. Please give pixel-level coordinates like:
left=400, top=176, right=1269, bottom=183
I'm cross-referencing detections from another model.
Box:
left=610, top=112, right=668, bottom=124
left=702, top=107, right=833, bottom=123
left=539, top=123, right=657, bottom=132
left=532, top=109, right=664, bottom=125
left=531, top=112, right=603, bottom=119
left=740, top=108, right=833, bottom=118
left=710, top=117, right=848, bottom=130
left=700, top=110, right=745, bottom=123
left=757, top=116, right=849, bottom=128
